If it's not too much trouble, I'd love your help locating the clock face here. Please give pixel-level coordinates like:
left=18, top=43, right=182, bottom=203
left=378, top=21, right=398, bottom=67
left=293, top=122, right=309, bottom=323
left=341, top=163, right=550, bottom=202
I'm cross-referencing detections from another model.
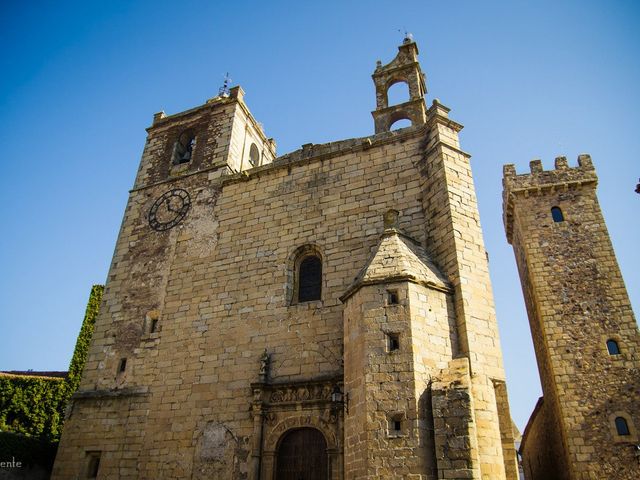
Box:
left=148, top=188, right=191, bottom=231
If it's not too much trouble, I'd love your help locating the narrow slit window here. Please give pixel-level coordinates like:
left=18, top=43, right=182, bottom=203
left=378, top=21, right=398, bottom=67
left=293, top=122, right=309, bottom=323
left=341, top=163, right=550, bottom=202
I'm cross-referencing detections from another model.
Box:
left=389, top=415, right=403, bottom=435
left=118, top=358, right=127, bottom=373
left=298, top=256, right=322, bottom=302
left=606, top=339, right=620, bottom=355
left=388, top=333, right=400, bottom=352
left=387, top=290, right=399, bottom=305
left=615, top=417, right=630, bottom=436
left=150, top=319, right=158, bottom=334
left=551, top=206, right=564, bottom=223
left=86, top=452, right=101, bottom=479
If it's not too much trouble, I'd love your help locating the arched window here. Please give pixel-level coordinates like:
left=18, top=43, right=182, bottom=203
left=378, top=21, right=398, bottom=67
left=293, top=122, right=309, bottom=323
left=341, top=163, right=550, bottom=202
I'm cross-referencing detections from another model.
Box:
left=248, top=143, right=260, bottom=167
left=606, top=339, right=621, bottom=355
left=172, top=131, right=196, bottom=165
left=298, top=255, right=322, bottom=302
left=615, top=417, right=630, bottom=436
left=551, top=206, right=564, bottom=223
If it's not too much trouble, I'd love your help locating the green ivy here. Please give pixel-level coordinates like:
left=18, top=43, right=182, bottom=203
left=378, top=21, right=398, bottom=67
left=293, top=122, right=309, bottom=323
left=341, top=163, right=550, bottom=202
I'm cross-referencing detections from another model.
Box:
left=0, top=376, right=66, bottom=440
left=66, top=285, right=104, bottom=393
left=0, top=285, right=103, bottom=442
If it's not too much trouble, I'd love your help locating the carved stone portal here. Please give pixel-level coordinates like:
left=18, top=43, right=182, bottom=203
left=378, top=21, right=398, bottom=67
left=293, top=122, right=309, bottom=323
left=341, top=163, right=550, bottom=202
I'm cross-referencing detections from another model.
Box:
left=250, top=376, right=343, bottom=480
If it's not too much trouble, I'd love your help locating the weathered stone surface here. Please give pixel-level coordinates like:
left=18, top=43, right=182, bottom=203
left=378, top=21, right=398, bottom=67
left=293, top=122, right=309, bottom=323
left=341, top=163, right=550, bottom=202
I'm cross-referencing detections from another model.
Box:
left=503, top=157, right=640, bottom=480
left=52, top=40, right=517, bottom=480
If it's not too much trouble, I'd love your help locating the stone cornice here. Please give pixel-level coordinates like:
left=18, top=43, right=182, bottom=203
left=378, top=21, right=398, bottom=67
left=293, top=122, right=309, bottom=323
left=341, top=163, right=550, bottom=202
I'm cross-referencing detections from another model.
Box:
left=371, top=97, right=425, bottom=117
left=370, top=60, right=420, bottom=79
left=426, top=111, right=464, bottom=133
left=146, top=99, right=229, bottom=133
left=339, top=274, right=453, bottom=303
left=424, top=140, right=471, bottom=161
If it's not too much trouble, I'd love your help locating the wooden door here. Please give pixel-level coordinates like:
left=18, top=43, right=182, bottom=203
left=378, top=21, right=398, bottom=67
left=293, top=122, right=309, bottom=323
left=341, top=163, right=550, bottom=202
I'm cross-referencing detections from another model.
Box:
left=275, top=428, right=327, bottom=480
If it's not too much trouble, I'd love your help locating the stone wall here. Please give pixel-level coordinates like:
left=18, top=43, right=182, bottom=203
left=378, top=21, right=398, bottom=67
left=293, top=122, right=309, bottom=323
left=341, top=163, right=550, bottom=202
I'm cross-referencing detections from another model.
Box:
left=519, top=398, right=563, bottom=480
left=504, top=156, right=640, bottom=479
left=54, top=42, right=517, bottom=478
left=421, top=100, right=515, bottom=479
left=54, top=117, right=437, bottom=478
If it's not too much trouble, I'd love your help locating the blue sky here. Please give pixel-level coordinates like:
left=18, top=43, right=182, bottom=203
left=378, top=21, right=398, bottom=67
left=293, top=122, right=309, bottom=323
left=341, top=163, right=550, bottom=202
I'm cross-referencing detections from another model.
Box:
left=0, top=0, right=638, bottom=431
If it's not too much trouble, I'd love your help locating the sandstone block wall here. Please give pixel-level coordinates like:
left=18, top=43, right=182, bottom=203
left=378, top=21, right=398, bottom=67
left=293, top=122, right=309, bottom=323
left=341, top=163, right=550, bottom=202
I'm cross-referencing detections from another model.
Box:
left=519, top=398, right=564, bottom=480
left=504, top=156, right=640, bottom=479
left=421, top=100, right=516, bottom=479
left=54, top=114, right=440, bottom=478
left=54, top=42, right=517, bottom=478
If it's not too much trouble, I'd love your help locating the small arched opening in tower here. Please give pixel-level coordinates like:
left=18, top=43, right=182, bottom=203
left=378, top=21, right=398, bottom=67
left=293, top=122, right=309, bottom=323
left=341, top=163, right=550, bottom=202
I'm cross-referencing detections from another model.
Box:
left=606, top=339, right=621, bottom=355
left=172, top=130, right=196, bottom=165
left=551, top=206, right=564, bottom=223
left=248, top=143, right=260, bottom=167
left=386, top=80, right=410, bottom=107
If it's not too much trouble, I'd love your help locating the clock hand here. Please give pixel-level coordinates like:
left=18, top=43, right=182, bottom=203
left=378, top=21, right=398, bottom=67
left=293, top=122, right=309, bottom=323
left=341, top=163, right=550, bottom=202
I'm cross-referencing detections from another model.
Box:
left=165, top=198, right=177, bottom=213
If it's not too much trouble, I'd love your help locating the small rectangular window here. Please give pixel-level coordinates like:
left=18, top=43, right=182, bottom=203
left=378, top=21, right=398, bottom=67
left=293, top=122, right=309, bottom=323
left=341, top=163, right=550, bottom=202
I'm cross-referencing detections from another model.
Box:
left=388, top=415, right=403, bottom=436
left=387, top=333, right=400, bottom=352
left=86, top=451, right=101, bottom=479
left=387, top=290, right=399, bottom=305
left=118, top=358, right=127, bottom=373
left=150, top=319, right=158, bottom=334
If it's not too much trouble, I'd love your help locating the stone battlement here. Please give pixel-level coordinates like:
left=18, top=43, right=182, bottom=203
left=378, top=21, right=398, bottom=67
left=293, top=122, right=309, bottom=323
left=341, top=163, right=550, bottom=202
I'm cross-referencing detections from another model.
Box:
left=503, top=154, right=597, bottom=189
left=502, top=154, right=598, bottom=243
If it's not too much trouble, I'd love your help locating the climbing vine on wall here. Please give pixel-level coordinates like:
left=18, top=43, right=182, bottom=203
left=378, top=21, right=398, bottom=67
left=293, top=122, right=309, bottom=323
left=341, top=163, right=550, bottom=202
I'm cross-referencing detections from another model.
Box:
left=0, top=285, right=104, bottom=441
left=66, top=284, right=104, bottom=393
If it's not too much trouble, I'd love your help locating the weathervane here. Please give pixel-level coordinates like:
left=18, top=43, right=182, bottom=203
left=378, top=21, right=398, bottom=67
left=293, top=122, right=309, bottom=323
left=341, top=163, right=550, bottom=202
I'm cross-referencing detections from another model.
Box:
left=219, top=72, right=232, bottom=97
left=398, top=28, right=414, bottom=42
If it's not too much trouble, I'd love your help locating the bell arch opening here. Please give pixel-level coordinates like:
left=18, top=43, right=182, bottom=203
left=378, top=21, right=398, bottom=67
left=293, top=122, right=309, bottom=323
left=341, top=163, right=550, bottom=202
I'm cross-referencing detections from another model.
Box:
left=390, top=118, right=413, bottom=130
left=386, top=80, right=410, bottom=106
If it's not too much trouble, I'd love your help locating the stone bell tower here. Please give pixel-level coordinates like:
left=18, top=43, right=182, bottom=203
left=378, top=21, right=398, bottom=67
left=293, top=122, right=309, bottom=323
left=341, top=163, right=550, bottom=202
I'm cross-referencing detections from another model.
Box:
left=371, top=35, right=427, bottom=133
left=53, top=37, right=519, bottom=480
left=503, top=156, right=640, bottom=479
left=341, top=37, right=519, bottom=480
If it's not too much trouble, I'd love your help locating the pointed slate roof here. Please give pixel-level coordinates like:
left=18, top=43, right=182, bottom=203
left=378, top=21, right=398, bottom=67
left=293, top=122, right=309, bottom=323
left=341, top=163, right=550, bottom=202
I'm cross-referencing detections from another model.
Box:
left=340, top=228, right=451, bottom=302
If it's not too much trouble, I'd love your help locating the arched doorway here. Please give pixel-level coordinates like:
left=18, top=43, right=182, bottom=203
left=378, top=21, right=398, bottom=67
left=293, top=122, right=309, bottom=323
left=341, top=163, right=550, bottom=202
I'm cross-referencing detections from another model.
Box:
left=275, top=428, right=327, bottom=480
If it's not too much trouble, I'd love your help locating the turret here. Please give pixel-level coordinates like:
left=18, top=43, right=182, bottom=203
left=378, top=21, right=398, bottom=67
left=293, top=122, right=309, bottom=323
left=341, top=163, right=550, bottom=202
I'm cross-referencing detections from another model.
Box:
left=503, top=154, right=639, bottom=480
left=371, top=36, right=428, bottom=133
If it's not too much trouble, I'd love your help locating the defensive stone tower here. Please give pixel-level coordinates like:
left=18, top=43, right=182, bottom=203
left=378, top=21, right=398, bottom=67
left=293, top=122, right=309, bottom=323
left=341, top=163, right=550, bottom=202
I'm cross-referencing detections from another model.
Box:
left=503, top=156, right=640, bottom=479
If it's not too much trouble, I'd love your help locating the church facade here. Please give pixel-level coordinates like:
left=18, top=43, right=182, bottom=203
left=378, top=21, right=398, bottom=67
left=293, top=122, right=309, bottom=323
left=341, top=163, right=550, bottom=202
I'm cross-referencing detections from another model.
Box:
left=51, top=36, right=640, bottom=480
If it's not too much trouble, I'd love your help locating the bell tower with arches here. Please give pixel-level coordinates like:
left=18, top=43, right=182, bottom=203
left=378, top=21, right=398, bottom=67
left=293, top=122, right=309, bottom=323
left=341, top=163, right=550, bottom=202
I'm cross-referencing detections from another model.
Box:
left=371, top=35, right=428, bottom=133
